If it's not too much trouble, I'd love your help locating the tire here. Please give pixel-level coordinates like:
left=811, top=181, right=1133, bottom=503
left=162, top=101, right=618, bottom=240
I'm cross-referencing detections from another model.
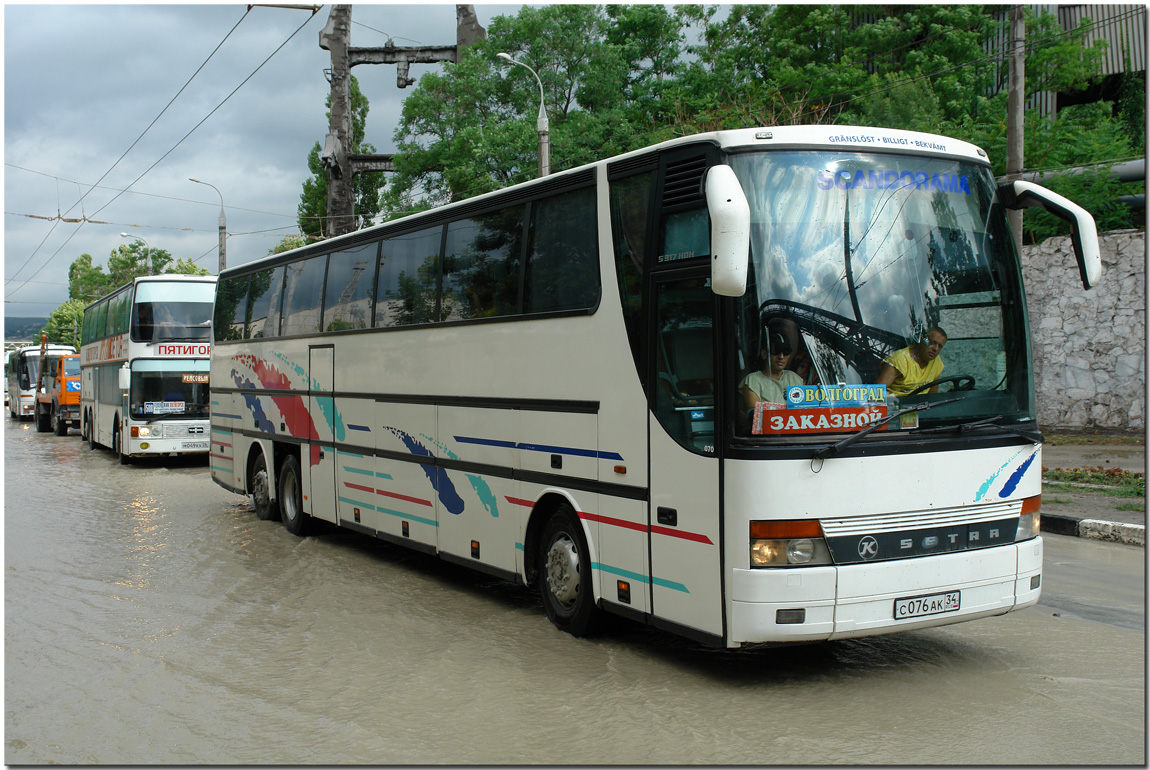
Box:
left=86, top=413, right=97, bottom=450
left=35, top=403, right=50, bottom=432
left=251, top=452, right=279, bottom=521
left=278, top=454, right=310, bottom=536
left=536, top=503, right=599, bottom=636
left=54, top=409, right=68, bottom=436
left=113, top=427, right=130, bottom=465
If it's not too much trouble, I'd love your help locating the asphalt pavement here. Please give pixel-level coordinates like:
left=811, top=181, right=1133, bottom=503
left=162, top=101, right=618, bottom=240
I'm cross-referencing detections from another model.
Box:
left=1040, top=439, right=1145, bottom=546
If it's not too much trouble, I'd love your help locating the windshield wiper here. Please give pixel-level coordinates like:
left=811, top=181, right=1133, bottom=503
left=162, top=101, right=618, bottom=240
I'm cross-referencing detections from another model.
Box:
left=915, top=415, right=1041, bottom=443
left=812, top=396, right=964, bottom=462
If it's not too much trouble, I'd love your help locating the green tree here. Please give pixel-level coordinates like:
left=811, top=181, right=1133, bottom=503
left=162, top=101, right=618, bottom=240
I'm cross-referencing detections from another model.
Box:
left=298, top=75, right=387, bottom=240
left=40, top=299, right=87, bottom=347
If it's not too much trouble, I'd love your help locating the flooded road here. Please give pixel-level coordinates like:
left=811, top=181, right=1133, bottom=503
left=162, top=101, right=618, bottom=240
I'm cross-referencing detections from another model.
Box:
left=5, top=415, right=1144, bottom=764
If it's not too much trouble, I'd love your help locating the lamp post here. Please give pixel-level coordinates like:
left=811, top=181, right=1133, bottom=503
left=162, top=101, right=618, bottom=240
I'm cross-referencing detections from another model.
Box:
left=497, top=52, right=549, bottom=177
left=120, top=232, right=151, bottom=276
left=189, top=177, right=227, bottom=273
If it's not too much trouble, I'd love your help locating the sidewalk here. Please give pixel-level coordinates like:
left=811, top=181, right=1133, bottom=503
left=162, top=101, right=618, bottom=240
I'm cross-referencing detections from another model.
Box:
left=1040, top=439, right=1145, bottom=546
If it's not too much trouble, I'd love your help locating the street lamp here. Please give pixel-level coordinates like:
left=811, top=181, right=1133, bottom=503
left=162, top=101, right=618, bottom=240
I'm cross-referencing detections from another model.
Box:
left=189, top=177, right=227, bottom=273
left=120, top=232, right=152, bottom=276
left=497, top=52, right=549, bottom=177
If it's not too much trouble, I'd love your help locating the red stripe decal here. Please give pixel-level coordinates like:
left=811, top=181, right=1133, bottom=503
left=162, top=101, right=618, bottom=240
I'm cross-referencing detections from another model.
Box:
left=377, top=488, right=433, bottom=507
left=344, top=481, right=374, bottom=494
left=503, top=498, right=713, bottom=545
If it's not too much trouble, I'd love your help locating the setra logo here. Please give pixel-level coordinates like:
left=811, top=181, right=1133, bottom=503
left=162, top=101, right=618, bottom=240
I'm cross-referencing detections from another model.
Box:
left=857, top=536, right=879, bottom=560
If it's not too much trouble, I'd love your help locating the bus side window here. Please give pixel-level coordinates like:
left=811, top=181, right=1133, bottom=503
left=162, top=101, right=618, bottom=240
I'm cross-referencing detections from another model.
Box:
left=281, top=255, right=328, bottom=337
left=214, top=274, right=249, bottom=341
left=652, top=276, right=715, bottom=453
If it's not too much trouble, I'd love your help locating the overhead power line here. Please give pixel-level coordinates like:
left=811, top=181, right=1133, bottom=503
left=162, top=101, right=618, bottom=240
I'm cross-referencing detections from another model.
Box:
left=5, top=4, right=321, bottom=302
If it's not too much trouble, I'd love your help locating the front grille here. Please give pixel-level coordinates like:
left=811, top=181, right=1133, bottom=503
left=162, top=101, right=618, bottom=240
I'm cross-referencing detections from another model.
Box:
left=162, top=423, right=208, bottom=439
left=820, top=499, right=1023, bottom=537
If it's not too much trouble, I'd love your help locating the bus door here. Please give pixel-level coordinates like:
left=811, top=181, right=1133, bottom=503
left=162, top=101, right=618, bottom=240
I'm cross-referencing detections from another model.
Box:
left=647, top=272, right=724, bottom=640
left=307, top=345, right=338, bottom=524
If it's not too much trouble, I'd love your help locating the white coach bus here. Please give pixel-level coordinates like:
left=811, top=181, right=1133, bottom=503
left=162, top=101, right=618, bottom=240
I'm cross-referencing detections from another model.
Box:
left=209, top=126, right=1099, bottom=647
left=81, top=275, right=216, bottom=463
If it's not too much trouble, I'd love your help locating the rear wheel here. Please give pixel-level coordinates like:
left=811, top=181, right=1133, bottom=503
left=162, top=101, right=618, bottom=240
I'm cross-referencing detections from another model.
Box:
left=278, top=454, right=310, bottom=536
left=251, top=452, right=279, bottom=521
left=85, top=414, right=97, bottom=449
left=536, top=503, right=599, bottom=636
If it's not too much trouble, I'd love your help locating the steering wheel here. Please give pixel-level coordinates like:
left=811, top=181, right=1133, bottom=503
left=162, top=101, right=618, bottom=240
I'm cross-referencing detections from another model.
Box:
left=905, top=375, right=975, bottom=396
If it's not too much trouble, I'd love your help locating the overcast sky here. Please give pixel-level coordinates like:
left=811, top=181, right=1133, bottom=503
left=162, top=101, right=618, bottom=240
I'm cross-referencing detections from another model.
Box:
left=3, top=3, right=526, bottom=318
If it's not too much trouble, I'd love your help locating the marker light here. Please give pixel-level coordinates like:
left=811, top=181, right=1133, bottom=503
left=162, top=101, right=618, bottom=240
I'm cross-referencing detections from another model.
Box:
left=750, top=520, right=833, bottom=568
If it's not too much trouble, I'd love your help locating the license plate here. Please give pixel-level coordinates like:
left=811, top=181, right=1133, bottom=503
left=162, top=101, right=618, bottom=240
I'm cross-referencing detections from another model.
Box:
left=893, top=590, right=960, bottom=619
left=181, top=441, right=209, bottom=450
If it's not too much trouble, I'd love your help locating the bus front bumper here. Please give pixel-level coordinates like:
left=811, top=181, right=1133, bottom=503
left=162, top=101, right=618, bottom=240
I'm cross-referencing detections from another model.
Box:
left=727, top=538, right=1043, bottom=644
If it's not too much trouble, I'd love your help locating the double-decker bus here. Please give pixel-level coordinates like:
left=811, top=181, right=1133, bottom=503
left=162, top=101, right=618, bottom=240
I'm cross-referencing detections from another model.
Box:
left=81, top=275, right=217, bottom=463
left=8, top=342, right=76, bottom=420
left=209, top=126, right=1099, bottom=647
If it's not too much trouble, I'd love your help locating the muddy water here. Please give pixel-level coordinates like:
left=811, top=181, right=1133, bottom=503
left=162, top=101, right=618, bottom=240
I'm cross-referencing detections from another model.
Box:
left=5, top=416, right=1144, bottom=764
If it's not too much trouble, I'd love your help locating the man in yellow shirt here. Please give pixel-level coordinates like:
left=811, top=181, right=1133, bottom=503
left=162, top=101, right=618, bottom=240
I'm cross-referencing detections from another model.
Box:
left=877, top=327, right=947, bottom=396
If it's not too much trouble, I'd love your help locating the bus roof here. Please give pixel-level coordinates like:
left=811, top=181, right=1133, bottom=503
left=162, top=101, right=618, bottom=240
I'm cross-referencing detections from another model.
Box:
left=220, top=124, right=990, bottom=278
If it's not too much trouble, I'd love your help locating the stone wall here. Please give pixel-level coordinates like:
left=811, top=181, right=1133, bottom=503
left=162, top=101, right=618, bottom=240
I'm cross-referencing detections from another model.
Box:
left=1022, top=229, right=1146, bottom=433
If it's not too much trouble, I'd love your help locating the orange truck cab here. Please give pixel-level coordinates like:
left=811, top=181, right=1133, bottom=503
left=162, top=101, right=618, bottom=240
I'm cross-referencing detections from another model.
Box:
left=35, top=349, right=81, bottom=436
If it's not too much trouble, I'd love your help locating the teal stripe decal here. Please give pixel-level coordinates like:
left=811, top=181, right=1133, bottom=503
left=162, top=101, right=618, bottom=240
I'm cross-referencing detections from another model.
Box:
left=338, top=496, right=437, bottom=528
left=591, top=562, right=689, bottom=593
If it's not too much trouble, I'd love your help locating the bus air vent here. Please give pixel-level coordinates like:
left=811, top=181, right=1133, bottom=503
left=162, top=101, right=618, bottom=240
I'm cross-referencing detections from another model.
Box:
left=662, top=155, right=708, bottom=208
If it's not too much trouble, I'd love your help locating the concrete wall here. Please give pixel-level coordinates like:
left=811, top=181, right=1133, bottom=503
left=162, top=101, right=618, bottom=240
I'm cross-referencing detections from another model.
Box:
left=1022, top=228, right=1146, bottom=433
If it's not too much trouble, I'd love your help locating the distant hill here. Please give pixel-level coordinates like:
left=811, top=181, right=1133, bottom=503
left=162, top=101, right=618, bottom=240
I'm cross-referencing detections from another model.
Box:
left=5, top=317, right=48, bottom=343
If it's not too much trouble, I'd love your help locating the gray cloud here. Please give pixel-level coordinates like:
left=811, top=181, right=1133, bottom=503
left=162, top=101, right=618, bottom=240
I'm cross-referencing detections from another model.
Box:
left=5, top=3, right=520, bottom=317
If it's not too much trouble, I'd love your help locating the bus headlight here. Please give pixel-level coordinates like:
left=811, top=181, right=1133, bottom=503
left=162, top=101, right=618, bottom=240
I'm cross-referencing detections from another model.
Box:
left=750, top=520, right=833, bottom=567
left=135, top=426, right=152, bottom=437
left=1016, top=496, right=1041, bottom=541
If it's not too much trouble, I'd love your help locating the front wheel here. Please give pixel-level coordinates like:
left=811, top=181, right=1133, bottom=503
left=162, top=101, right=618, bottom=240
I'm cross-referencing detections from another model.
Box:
left=35, top=403, right=50, bottom=432
left=113, top=427, right=130, bottom=465
left=278, top=454, right=310, bottom=536
left=54, top=410, right=68, bottom=436
left=536, top=503, right=598, bottom=636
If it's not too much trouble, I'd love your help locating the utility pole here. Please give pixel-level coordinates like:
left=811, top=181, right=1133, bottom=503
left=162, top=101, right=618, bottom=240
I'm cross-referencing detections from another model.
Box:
left=319, top=4, right=485, bottom=239
left=1006, top=5, right=1025, bottom=254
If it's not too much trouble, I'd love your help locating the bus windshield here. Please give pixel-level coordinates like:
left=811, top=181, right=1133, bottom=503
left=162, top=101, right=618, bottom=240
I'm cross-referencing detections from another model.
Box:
left=132, top=281, right=215, bottom=343
left=729, top=150, right=1032, bottom=441
left=128, top=359, right=210, bottom=420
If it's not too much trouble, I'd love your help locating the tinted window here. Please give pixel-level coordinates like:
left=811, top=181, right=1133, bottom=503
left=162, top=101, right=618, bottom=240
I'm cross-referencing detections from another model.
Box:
left=281, top=255, right=328, bottom=336
left=109, top=288, right=132, bottom=337
left=247, top=266, right=284, bottom=339
left=525, top=187, right=599, bottom=313
left=375, top=226, right=441, bottom=328
left=610, top=173, right=652, bottom=358
left=94, top=301, right=109, bottom=341
left=214, top=275, right=249, bottom=341
left=441, top=208, right=524, bottom=321
left=324, top=242, right=378, bottom=332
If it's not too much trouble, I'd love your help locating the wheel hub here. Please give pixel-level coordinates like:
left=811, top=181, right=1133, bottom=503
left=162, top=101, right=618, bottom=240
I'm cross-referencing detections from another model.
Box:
left=545, top=535, right=580, bottom=608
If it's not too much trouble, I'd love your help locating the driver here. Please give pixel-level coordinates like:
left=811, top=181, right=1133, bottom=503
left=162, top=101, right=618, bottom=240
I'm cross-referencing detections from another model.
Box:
left=877, top=326, right=947, bottom=396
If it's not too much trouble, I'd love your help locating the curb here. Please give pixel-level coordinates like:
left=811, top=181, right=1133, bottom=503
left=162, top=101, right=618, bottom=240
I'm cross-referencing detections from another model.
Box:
left=1042, top=514, right=1145, bottom=547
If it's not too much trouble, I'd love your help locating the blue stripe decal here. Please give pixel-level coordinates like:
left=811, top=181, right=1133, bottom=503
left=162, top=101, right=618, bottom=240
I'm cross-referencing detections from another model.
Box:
left=213, top=412, right=242, bottom=421
left=454, top=435, right=624, bottom=462
left=211, top=428, right=233, bottom=436
left=348, top=424, right=371, bottom=432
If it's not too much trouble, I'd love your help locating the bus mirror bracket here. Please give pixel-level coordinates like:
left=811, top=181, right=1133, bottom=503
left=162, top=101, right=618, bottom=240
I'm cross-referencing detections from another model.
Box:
left=998, top=179, right=1102, bottom=289
left=118, top=364, right=131, bottom=391
left=705, top=164, right=751, bottom=297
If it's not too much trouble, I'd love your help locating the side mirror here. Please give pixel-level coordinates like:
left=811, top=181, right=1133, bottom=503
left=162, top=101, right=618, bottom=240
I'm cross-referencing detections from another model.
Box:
left=118, top=364, right=131, bottom=391
left=705, top=164, right=751, bottom=297
left=998, top=180, right=1101, bottom=289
